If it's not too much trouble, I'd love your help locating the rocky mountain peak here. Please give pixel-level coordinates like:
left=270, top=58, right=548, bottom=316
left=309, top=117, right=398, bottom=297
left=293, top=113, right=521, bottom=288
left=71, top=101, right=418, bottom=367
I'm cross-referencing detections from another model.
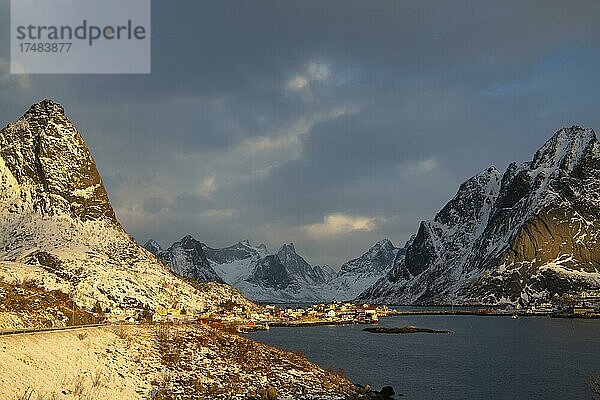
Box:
left=160, top=235, right=224, bottom=284
left=0, top=101, right=252, bottom=314
left=0, top=99, right=116, bottom=223
left=143, top=239, right=163, bottom=255
left=23, top=99, right=65, bottom=120
left=279, top=243, right=296, bottom=253
left=371, top=239, right=394, bottom=251
left=249, top=254, right=294, bottom=290
left=181, top=235, right=200, bottom=248
left=339, top=240, right=398, bottom=275
left=358, top=125, right=600, bottom=305
left=434, top=166, right=501, bottom=228
left=531, top=126, right=597, bottom=173
left=276, top=242, right=324, bottom=284
left=276, top=243, right=299, bottom=259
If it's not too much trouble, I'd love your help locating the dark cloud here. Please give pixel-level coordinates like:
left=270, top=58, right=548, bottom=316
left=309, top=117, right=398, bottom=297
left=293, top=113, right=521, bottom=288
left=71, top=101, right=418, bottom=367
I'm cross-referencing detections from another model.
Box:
left=1, top=0, right=600, bottom=266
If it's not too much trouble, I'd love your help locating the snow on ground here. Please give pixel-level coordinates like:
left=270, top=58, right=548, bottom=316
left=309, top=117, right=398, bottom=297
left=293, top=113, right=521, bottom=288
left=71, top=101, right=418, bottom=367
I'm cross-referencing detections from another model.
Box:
left=0, top=327, right=148, bottom=399
left=0, top=324, right=357, bottom=400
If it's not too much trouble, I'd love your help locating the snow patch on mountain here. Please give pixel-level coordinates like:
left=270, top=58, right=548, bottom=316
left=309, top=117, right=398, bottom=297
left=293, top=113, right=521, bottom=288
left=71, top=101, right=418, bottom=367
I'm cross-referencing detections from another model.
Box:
left=323, top=239, right=401, bottom=301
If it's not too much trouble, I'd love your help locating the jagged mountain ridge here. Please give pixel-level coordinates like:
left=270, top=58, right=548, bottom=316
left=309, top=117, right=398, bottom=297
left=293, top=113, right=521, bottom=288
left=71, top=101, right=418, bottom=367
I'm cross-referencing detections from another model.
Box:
left=153, top=234, right=399, bottom=302
left=203, top=240, right=266, bottom=265
left=358, top=126, right=600, bottom=305
left=144, top=236, right=225, bottom=284
left=205, top=240, right=330, bottom=302
left=277, top=243, right=334, bottom=285
left=143, top=239, right=162, bottom=255
left=207, top=240, right=314, bottom=302
left=150, top=236, right=338, bottom=302
left=0, top=100, right=254, bottom=313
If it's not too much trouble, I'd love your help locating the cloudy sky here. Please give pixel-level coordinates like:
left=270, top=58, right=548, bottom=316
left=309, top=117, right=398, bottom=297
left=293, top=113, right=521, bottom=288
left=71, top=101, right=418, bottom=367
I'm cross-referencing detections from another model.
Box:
left=1, top=1, right=600, bottom=267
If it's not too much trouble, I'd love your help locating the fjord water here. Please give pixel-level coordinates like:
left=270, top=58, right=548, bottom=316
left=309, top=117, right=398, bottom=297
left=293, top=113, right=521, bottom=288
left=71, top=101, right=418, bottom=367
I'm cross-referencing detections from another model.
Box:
left=249, top=314, right=600, bottom=399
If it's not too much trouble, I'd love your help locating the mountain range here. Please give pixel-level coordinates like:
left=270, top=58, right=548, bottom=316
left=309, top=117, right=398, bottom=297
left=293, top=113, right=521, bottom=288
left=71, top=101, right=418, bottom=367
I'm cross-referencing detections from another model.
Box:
left=5, top=100, right=597, bottom=309
left=146, top=236, right=402, bottom=303
left=150, top=126, right=600, bottom=306
left=145, top=238, right=339, bottom=302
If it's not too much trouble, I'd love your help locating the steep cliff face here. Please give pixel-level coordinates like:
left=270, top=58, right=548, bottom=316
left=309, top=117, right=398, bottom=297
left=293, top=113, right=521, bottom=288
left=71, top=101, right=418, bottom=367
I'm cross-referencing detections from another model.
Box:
left=0, top=100, right=116, bottom=222
left=248, top=255, right=295, bottom=290
left=0, top=100, right=253, bottom=313
left=277, top=243, right=333, bottom=285
left=462, top=127, right=600, bottom=303
left=359, top=126, right=600, bottom=305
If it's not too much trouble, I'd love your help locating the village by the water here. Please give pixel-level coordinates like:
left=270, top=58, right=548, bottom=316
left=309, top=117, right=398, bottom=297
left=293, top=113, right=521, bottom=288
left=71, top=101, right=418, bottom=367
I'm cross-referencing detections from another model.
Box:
left=105, top=290, right=600, bottom=333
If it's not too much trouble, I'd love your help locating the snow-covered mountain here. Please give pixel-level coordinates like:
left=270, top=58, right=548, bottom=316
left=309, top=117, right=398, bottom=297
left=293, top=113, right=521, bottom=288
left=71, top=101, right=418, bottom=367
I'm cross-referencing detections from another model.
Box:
left=322, top=239, right=401, bottom=301
left=312, top=264, right=336, bottom=285
left=206, top=240, right=313, bottom=302
left=277, top=243, right=335, bottom=285
left=247, top=254, right=295, bottom=290
left=151, top=238, right=333, bottom=302
left=358, top=126, right=600, bottom=305
left=153, top=235, right=397, bottom=302
left=0, top=100, right=253, bottom=314
left=144, top=236, right=224, bottom=284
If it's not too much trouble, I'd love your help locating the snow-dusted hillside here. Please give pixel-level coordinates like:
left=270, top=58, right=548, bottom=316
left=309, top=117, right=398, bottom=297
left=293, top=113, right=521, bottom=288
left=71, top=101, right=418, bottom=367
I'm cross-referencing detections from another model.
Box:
left=358, top=126, right=600, bottom=305
left=0, top=100, right=254, bottom=315
left=0, top=324, right=357, bottom=399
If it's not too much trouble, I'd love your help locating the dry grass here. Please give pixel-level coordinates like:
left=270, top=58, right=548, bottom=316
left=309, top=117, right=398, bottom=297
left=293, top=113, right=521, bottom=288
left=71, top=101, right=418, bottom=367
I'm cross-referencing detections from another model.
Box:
left=154, top=324, right=171, bottom=342
left=218, top=323, right=241, bottom=336
left=112, top=325, right=130, bottom=340
left=259, top=387, right=278, bottom=400
left=72, top=374, right=85, bottom=396
left=291, top=349, right=306, bottom=358
left=155, top=325, right=182, bottom=367
left=14, top=388, right=56, bottom=400
left=91, top=370, right=104, bottom=388
left=150, top=371, right=174, bottom=400
left=16, top=387, right=34, bottom=400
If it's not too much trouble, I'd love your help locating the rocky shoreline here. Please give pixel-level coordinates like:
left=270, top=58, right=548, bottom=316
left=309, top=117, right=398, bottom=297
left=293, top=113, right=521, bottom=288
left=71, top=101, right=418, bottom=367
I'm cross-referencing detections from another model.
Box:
left=352, top=384, right=400, bottom=399
left=363, top=325, right=451, bottom=334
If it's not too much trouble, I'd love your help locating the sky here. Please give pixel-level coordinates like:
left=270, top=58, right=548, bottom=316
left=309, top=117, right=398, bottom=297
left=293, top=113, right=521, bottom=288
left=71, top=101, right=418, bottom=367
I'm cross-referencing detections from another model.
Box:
left=1, top=1, right=600, bottom=268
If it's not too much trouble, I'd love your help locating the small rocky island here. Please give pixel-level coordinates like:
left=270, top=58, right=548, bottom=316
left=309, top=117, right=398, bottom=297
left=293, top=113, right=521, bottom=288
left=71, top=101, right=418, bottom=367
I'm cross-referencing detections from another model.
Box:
left=363, top=325, right=452, bottom=334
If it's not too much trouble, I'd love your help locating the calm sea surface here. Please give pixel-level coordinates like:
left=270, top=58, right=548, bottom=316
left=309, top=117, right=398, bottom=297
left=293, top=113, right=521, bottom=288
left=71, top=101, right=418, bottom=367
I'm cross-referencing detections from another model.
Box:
left=248, top=312, right=600, bottom=399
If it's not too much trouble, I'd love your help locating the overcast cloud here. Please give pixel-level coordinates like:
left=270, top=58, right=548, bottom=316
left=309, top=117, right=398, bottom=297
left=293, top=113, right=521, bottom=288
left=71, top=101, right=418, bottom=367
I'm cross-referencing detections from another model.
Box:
left=1, top=1, right=600, bottom=267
